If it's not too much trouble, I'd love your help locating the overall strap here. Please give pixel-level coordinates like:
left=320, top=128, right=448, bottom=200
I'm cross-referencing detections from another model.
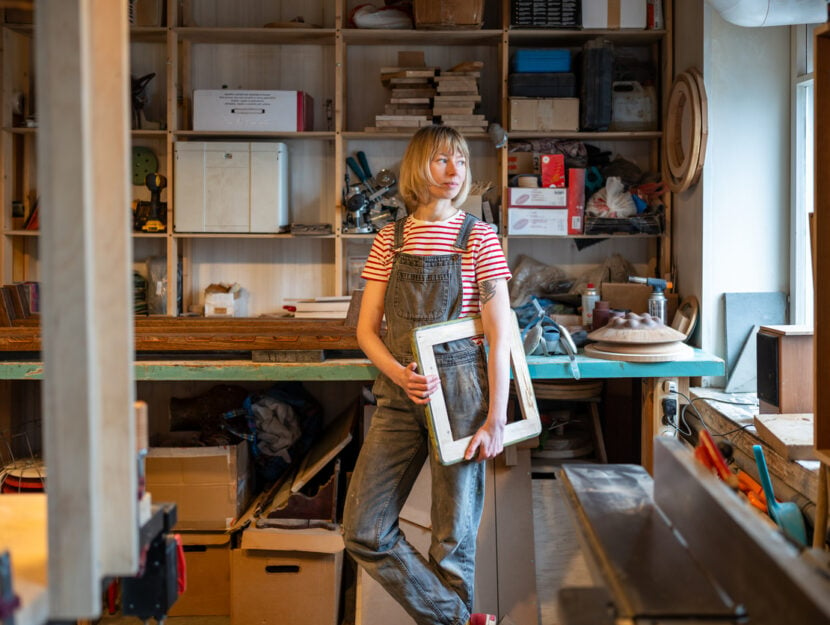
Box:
left=392, top=216, right=407, bottom=252
left=453, top=212, right=480, bottom=251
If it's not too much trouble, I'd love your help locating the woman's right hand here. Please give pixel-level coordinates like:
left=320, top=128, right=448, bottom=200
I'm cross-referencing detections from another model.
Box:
left=399, top=361, right=440, bottom=405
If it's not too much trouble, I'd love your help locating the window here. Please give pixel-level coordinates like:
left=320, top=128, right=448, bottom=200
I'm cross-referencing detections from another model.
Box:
left=791, top=24, right=818, bottom=326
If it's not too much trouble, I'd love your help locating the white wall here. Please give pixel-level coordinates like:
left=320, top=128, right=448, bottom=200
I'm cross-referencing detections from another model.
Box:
left=674, top=2, right=792, bottom=386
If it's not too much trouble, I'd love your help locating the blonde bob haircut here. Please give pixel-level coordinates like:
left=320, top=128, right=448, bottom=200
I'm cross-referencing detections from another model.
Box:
left=398, top=125, right=472, bottom=213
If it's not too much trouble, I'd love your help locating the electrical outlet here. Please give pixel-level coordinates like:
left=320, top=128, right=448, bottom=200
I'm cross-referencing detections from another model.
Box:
left=662, top=379, right=678, bottom=394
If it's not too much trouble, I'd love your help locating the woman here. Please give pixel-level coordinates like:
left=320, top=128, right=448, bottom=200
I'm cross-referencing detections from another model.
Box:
left=343, top=125, right=512, bottom=625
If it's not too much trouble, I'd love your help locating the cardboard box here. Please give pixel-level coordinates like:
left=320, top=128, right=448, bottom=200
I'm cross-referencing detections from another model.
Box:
left=414, top=0, right=484, bottom=28
left=509, top=208, right=568, bottom=236
left=507, top=152, right=535, bottom=175
left=509, top=98, right=579, bottom=132
left=581, top=0, right=647, bottom=29
left=600, top=282, right=678, bottom=319
left=146, top=441, right=252, bottom=530
left=505, top=187, right=567, bottom=208
left=231, top=527, right=344, bottom=625
left=169, top=532, right=231, bottom=616
left=193, top=90, right=313, bottom=132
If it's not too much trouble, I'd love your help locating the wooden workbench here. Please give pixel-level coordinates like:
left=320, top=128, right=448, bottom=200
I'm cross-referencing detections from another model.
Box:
left=0, top=348, right=723, bottom=469
left=0, top=348, right=723, bottom=625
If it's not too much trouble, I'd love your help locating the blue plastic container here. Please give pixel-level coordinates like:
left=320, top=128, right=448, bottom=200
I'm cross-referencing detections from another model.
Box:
left=511, top=49, right=572, bottom=73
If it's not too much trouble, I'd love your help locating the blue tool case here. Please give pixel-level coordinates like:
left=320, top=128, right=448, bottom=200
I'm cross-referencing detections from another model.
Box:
left=511, top=48, right=572, bottom=73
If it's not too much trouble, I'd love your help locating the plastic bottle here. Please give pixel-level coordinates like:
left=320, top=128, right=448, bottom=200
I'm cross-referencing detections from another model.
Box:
left=582, top=283, right=600, bottom=327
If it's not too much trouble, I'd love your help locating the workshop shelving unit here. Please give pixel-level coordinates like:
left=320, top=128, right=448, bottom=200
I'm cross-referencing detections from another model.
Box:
left=0, top=0, right=672, bottom=316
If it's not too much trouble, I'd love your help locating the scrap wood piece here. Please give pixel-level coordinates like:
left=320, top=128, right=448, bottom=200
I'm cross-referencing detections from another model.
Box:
left=753, top=413, right=816, bottom=461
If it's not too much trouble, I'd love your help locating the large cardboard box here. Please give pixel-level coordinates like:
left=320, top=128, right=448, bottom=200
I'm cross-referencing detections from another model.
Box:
left=193, top=89, right=313, bottom=132
left=505, top=187, right=567, bottom=208
left=146, top=441, right=252, bottom=530
left=509, top=98, right=579, bottom=132
left=169, top=532, right=231, bottom=616
left=509, top=208, right=569, bottom=236
left=231, top=527, right=344, bottom=625
left=581, top=0, right=647, bottom=29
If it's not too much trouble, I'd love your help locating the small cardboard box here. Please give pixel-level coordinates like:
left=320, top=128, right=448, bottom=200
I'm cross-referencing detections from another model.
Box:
left=601, top=282, right=678, bottom=319
left=169, top=532, right=231, bottom=616
left=509, top=208, right=568, bottom=236
left=193, top=90, right=313, bottom=132
left=505, top=187, right=567, bottom=208
left=509, top=98, right=579, bottom=132
left=581, top=0, right=647, bottom=29
left=231, top=527, right=344, bottom=625
left=146, top=441, right=252, bottom=530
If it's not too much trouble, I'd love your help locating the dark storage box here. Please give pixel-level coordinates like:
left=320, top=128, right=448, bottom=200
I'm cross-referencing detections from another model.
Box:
left=509, top=72, right=577, bottom=98
left=512, top=0, right=580, bottom=28
left=579, top=39, right=614, bottom=131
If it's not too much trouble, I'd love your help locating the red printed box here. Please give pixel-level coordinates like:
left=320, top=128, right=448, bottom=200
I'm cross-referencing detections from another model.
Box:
left=566, top=168, right=585, bottom=235
left=541, top=154, right=565, bottom=188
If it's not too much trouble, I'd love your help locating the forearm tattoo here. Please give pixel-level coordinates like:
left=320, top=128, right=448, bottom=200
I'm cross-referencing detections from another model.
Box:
left=479, top=280, right=497, bottom=306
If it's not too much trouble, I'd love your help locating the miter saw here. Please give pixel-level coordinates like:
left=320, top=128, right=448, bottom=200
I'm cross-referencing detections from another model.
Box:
left=342, top=151, right=402, bottom=233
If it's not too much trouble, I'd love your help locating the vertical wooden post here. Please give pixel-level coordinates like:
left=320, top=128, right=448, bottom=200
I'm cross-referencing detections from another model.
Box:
left=36, top=0, right=136, bottom=618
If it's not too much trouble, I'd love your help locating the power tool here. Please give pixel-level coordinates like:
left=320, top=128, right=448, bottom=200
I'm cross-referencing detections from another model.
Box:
left=133, top=173, right=167, bottom=233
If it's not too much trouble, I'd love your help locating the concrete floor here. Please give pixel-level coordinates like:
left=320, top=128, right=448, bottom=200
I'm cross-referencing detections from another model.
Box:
left=96, top=470, right=591, bottom=625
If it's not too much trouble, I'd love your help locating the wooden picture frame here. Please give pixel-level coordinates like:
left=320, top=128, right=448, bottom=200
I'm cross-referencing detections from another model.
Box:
left=412, top=313, right=541, bottom=465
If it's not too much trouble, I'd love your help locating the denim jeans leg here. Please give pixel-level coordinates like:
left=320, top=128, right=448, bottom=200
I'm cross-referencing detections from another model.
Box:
left=429, top=347, right=488, bottom=611
left=343, top=376, right=472, bottom=625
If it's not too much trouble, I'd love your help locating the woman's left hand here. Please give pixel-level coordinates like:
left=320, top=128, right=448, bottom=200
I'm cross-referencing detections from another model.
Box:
left=464, top=417, right=505, bottom=462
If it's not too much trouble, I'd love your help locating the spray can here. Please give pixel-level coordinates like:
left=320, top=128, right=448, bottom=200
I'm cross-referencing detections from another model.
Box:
left=648, top=289, right=667, bottom=325
left=582, top=283, right=600, bottom=327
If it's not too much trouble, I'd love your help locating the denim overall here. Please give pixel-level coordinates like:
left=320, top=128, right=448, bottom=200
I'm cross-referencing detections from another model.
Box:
left=343, top=214, right=489, bottom=625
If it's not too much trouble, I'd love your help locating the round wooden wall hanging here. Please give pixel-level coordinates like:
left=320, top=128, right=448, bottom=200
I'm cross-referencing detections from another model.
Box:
left=662, top=68, right=708, bottom=193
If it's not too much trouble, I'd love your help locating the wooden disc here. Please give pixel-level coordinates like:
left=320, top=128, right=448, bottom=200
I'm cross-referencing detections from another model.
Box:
left=585, top=341, right=694, bottom=362
left=662, top=68, right=708, bottom=193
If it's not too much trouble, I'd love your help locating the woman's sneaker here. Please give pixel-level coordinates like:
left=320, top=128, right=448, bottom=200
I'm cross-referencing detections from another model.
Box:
left=469, top=615, right=497, bottom=625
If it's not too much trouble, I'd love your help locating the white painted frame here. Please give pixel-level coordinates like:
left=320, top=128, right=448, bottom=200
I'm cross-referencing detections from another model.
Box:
left=412, top=314, right=541, bottom=465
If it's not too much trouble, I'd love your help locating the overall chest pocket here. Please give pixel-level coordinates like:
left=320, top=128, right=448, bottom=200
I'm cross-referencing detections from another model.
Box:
left=394, top=268, right=458, bottom=323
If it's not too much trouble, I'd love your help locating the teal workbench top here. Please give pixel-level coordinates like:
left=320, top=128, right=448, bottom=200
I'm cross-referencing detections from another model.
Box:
left=0, top=348, right=724, bottom=381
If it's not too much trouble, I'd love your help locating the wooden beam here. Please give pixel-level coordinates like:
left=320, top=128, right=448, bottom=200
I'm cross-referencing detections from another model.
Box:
left=36, top=0, right=136, bottom=618
left=89, top=0, right=138, bottom=578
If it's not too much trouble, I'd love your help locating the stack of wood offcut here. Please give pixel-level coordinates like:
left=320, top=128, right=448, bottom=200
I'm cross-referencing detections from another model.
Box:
left=370, top=51, right=437, bottom=133
left=366, top=52, right=488, bottom=134
left=433, top=60, right=487, bottom=133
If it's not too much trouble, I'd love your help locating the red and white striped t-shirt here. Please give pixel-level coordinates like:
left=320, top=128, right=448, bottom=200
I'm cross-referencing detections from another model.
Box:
left=361, top=211, right=512, bottom=317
